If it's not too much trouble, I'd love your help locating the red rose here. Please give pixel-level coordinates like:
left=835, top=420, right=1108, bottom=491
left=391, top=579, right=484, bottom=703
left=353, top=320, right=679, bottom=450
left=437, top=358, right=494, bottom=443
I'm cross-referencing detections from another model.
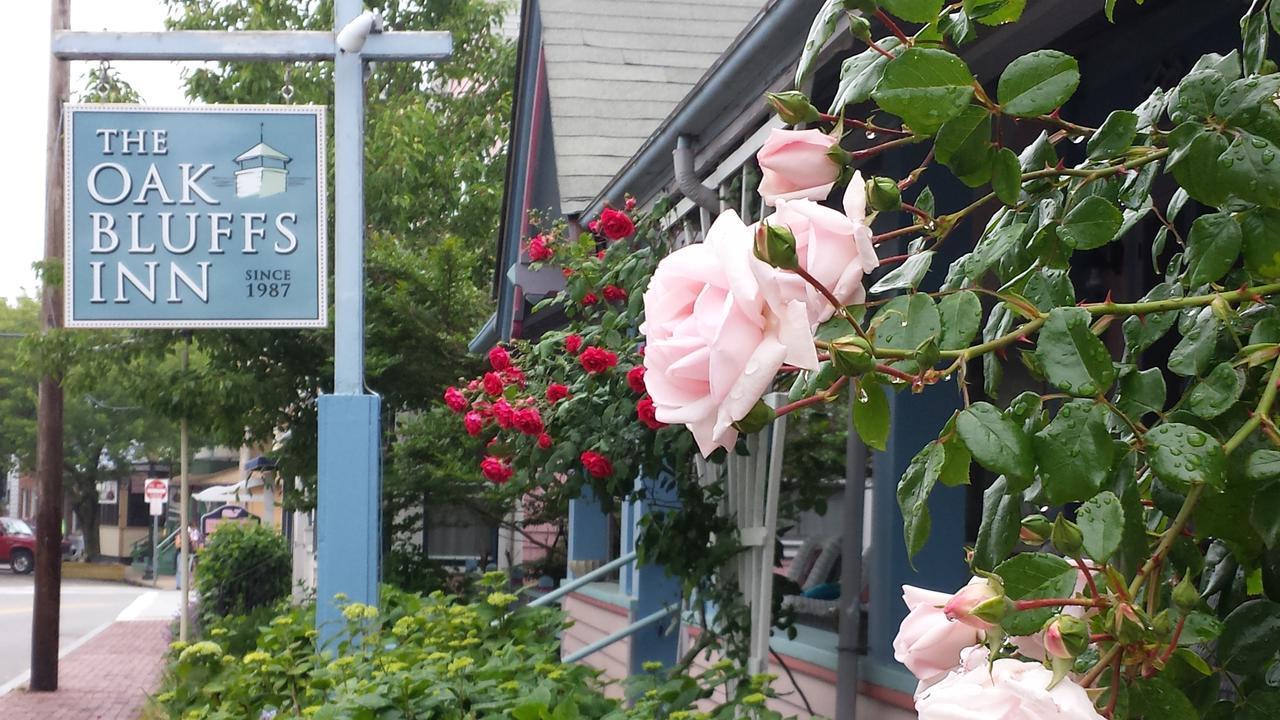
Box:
left=564, top=334, right=583, bottom=354
left=598, top=207, right=635, bottom=240
left=482, top=372, right=504, bottom=396
left=444, top=386, right=468, bottom=413
left=493, top=399, right=514, bottom=428
left=587, top=219, right=600, bottom=233
left=528, top=235, right=553, bottom=262
left=625, top=196, right=637, bottom=210
left=464, top=412, right=485, bottom=436
left=513, top=407, right=544, bottom=435
left=580, top=450, right=614, bottom=478
left=546, top=383, right=570, bottom=403
left=582, top=292, right=599, bottom=306
left=481, top=456, right=513, bottom=484
left=488, top=346, right=512, bottom=371
left=596, top=251, right=606, bottom=260
left=502, top=366, right=527, bottom=388
left=603, top=285, right=627, bottom=302
left=562, top=267, right=573, bottom=278
left=537, top=433, right=553, bottom=450
left=579, top=346, right=618, bottom=374
left=626, top=366, right=646, bottom=394
left=636, top=396, right=666, bottom=430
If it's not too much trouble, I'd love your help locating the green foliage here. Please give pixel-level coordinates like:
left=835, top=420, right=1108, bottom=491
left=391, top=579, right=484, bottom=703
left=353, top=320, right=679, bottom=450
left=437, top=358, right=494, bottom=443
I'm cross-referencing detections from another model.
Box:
left=758, top=1, right=1280, bottom=712
left=195, top=523, right=292, bottom=623
left=156, top=581, right=786, bottom=719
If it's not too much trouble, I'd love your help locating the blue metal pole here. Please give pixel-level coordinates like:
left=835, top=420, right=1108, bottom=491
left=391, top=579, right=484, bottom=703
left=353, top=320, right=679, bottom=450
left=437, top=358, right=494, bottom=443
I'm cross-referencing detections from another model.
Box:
left=317, top=0, right=381, bottom=644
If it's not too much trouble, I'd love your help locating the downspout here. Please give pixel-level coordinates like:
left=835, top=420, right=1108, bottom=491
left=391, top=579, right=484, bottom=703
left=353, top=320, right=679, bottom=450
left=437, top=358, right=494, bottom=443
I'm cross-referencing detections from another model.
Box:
left=673, top=135, right=719, bottom=214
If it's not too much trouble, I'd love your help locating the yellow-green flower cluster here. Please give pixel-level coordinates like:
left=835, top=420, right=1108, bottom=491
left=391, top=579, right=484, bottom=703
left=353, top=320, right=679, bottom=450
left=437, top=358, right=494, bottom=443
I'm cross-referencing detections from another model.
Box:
left=242, top=651, right=272, bottom=666
left=486, top=591, right=519, bottom=608
left=177, top=641, right=224, bottom=664
left=341, top=602, right=380, bottom=621
left=446, top=656, right=475, bottom=674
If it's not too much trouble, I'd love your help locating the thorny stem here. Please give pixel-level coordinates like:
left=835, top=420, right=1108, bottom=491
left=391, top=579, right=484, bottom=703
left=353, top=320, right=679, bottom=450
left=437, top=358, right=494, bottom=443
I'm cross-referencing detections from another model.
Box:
left=899, top=201, right=933, bottom=223
left=899, top=148, right=935, bottom=191
left=773, top=376, right=848, bottom=418
left=875, top=8, right=912, bottom=45
left=867, top=38, right=897, bottom=59
left=875, top=363, right=917, bottom=384
left=851, top=134, right=925, bottom=160
left=1143, top=615, right=1187, bottom=679
left=869, top=283, right=1280, bottom=362
left=1013, top=597, right=1108, bottom=611
left=1081, top=644, right=1123, bottom=688
left=1075, top=557, right=1102, bottom=600
left=872, top=223, right=925, bottom=245
left=1028, top=112, right=1097, bottom=137
left=1104, top=654, right=1122, bottom=718
left=816, top=112, right=912, bottom=138
left=793, top=265, right=874, bottom=346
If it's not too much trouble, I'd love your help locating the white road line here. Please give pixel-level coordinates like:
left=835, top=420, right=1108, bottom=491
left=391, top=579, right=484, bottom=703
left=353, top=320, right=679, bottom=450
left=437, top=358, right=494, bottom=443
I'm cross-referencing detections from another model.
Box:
left=115, top=591, right=158, bottom=621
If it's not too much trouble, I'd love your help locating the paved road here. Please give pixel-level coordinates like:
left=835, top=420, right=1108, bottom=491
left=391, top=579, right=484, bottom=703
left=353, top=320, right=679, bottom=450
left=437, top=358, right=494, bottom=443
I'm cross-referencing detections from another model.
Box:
left=0, top=569, right=162, bottom=689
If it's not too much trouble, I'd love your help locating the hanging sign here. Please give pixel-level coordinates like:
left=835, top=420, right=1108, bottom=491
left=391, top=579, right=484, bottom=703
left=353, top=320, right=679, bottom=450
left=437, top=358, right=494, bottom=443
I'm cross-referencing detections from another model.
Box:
left=63, top=104, right=328, bottom=328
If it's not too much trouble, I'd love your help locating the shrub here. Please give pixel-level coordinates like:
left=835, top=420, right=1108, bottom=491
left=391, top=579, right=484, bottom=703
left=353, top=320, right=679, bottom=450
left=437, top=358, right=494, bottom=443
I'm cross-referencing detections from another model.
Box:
left=194, top=523, right=291, bottom=624
left=155, top=576, right=788, bottom=719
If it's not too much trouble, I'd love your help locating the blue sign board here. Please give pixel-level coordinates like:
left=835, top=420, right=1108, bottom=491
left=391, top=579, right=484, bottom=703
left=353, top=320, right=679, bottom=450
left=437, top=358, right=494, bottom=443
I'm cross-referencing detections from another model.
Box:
left=63, top=105, right=327, bottom=328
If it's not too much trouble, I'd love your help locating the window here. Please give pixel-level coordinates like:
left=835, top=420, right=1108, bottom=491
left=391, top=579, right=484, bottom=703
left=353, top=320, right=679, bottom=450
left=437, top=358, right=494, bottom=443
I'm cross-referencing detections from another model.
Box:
left=1, top=517, right=33, bottom=536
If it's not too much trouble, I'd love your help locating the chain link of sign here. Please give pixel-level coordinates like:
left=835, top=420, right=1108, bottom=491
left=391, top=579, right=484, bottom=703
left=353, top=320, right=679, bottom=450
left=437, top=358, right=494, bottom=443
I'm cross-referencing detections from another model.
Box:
left=281, top=64, right=295, bottom=102
left=96, top=60, right=111, bottom=95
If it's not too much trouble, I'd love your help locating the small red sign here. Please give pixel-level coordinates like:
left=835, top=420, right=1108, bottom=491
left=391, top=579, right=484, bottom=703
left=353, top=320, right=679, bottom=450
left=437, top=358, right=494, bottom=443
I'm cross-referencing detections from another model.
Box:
left=143, top=478, right=169, bottom=504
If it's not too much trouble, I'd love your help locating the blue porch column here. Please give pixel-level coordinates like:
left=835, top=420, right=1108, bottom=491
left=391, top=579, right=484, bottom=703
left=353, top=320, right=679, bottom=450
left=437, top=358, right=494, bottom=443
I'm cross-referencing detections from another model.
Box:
left=316, top=394, right=381, bottom=642
left=567, top=486, right=609, bottom=579
left=866, top=382, right=969, bottom=675
left=623, top=473, right=682, bottom=671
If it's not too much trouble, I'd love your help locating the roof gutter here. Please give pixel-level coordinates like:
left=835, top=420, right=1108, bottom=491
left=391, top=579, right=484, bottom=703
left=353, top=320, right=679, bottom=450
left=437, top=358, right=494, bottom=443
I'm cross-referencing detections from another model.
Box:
left=579, top=0, right=823, bottom=219
left=673, top=135, right=720, bottom=213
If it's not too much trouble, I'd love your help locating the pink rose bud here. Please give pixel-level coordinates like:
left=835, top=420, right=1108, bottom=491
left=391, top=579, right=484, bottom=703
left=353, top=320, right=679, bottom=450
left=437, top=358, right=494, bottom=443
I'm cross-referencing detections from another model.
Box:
left=943, top=580, right=1005, bottom=630
left=1043, top=615, right=1089, bottom=660
left=755, top=128, right=840, bottom=206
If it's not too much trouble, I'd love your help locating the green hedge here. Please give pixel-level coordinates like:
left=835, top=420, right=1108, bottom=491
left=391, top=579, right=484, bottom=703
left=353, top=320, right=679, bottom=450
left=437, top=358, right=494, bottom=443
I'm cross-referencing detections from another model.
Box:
left=195, top=523, right=291, bottom=624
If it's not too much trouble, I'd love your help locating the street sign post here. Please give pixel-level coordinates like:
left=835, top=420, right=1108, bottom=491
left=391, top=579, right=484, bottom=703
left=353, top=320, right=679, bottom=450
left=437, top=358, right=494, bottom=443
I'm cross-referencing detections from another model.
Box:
left=144, top=478, right=168, bottom=587
left=64, top=105, right=327, bottom=328
left=51, top=1, right=453, bottom=646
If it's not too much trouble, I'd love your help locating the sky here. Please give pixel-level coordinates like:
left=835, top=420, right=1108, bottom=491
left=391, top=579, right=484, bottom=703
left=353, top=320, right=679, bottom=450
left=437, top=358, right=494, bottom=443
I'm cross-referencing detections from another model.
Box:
left=0, top=2, right=192, bottom=302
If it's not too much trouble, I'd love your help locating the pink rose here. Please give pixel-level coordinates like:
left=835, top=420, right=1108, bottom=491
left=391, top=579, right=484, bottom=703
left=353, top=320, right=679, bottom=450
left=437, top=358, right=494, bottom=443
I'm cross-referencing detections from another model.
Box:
left=640, top=211, right=817, bottom=456
left=753, top=176, right=878, bottom=327
left=756, top=128, right=841, bottom=206
left=914, top=657, right=1105, bottom=720
left=892, top=584, right=982, bottom=684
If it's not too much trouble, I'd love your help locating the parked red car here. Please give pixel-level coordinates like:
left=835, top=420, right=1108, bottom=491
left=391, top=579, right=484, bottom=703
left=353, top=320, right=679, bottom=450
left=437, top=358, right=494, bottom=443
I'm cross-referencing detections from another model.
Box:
left=0, top=517, right=37, bottom=574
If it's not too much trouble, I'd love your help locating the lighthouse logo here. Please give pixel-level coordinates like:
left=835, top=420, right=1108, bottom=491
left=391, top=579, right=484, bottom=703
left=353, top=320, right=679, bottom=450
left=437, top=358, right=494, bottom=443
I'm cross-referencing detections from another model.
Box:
left=234, top=124, right=291, bottom=199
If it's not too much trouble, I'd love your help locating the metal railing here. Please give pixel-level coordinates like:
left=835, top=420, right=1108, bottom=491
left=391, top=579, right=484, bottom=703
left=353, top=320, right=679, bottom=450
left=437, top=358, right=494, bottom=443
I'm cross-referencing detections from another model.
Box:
left=527, top=550, right=638, bottom=608
left=563, top=603, right=679, bottom=663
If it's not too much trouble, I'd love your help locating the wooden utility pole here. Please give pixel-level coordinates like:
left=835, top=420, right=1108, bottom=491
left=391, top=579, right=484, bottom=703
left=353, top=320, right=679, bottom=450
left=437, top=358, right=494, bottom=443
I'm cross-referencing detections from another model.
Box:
left=31, top=0, right=70, bottom=692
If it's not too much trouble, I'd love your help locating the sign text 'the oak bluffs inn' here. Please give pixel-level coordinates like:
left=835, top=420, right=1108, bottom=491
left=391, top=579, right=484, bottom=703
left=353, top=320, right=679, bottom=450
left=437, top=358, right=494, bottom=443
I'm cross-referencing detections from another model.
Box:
left=65, top=105, right=327, bottom=328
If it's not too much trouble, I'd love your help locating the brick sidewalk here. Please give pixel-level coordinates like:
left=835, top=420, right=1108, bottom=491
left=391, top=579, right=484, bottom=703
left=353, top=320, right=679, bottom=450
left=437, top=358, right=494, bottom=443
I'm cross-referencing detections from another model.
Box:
left=0, top=620, right=171, bottom=720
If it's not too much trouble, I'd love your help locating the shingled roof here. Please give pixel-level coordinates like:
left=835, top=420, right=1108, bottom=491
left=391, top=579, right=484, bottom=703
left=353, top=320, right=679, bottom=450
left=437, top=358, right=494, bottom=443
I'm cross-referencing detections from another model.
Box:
left=538, top=0, right=766, bottom=214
